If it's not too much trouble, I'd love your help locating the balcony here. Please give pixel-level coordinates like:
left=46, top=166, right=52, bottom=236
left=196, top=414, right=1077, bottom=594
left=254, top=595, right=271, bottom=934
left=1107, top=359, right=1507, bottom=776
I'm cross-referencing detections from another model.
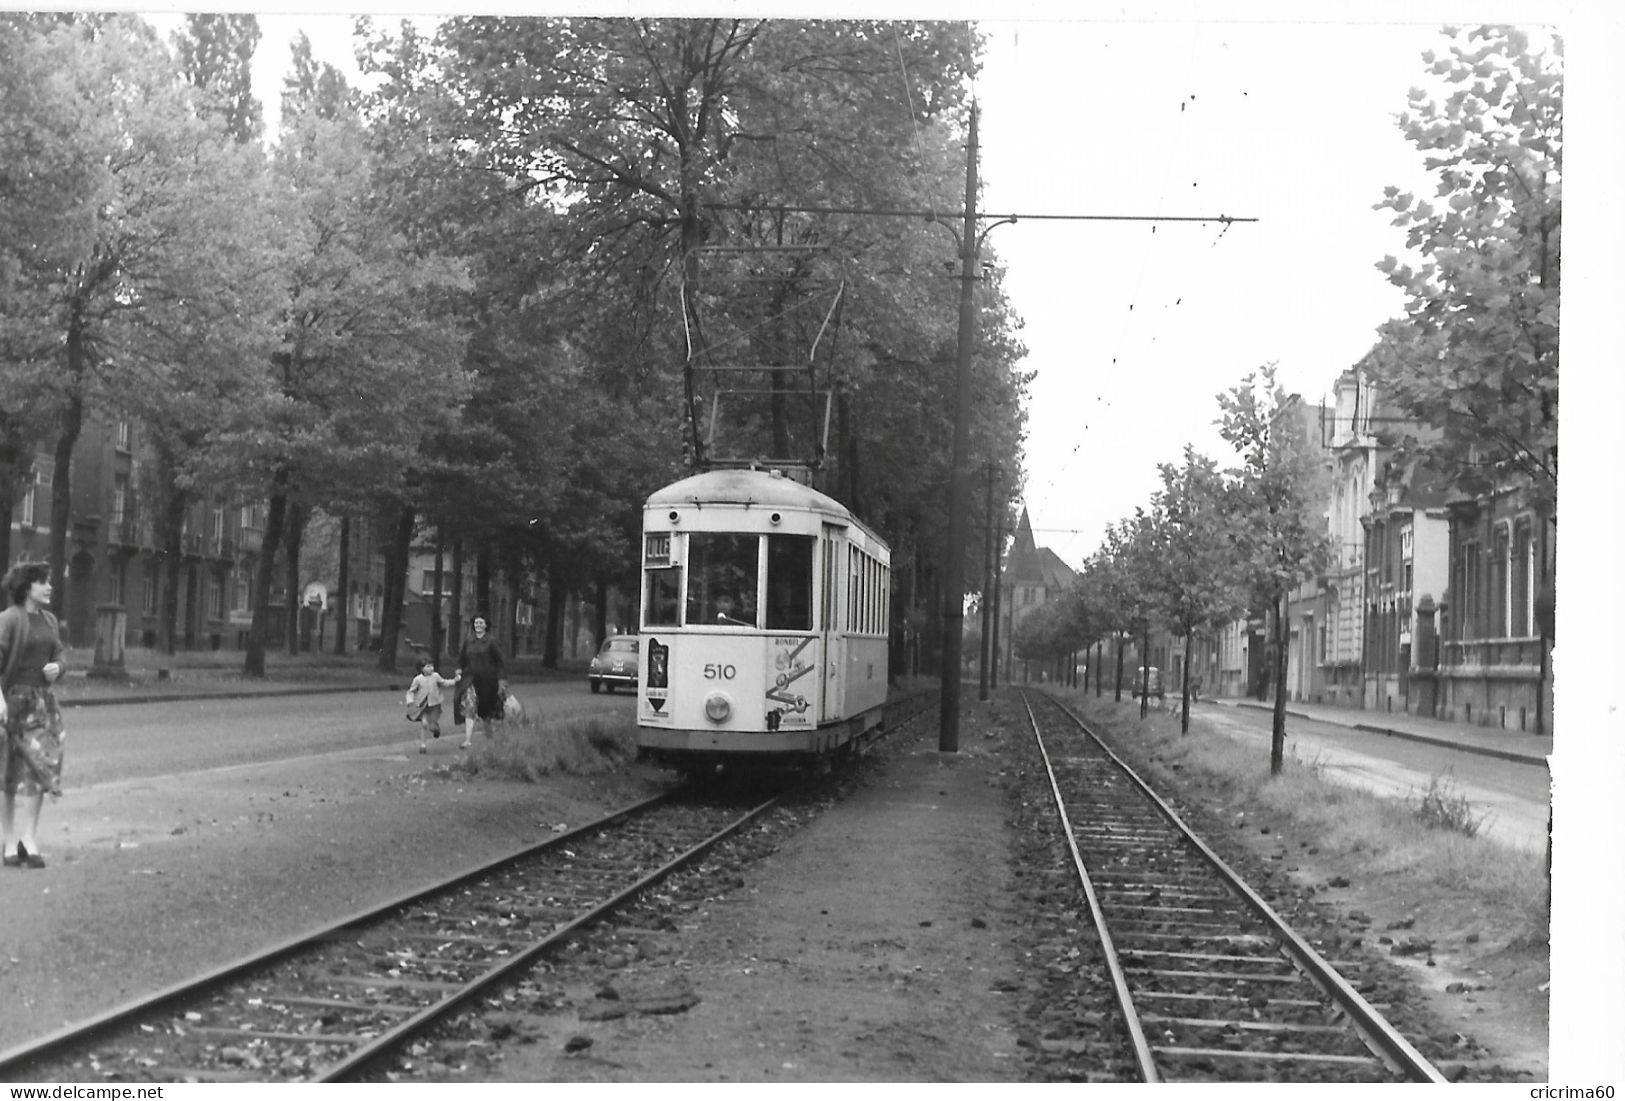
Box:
left=1441, top=636, right=1545, bottom=674
left=108, top=517, right=141, bottom=548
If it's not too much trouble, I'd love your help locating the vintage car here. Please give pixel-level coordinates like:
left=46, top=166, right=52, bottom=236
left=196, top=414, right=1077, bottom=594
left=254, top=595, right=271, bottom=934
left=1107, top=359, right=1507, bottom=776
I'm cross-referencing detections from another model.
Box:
left=588, top=635, right=640, bottom=694
left=1130, top=665, right=1164, bottom=700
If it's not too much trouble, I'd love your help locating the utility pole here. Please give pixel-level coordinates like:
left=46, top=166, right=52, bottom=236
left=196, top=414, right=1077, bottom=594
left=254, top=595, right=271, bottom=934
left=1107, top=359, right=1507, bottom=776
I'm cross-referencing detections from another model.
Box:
left=904, top=103, right=1255, bottom=754
left=979, top=460, right=994, bottom=702
left=991, top=504, right=1004, bottom=690
left=939, top=101, right=981, bottom=753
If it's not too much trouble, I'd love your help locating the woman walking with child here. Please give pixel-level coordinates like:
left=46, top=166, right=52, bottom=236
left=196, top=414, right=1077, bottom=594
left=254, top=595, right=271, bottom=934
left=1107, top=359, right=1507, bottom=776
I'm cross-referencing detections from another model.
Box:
left=0, top=561, right=67, bottom=869
left=454, top=613, right=506, bottom=750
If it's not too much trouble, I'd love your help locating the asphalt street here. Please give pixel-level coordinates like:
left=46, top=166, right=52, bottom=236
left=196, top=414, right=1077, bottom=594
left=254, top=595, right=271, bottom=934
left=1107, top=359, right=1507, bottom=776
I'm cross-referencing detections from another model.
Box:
left=1191, top=700, right=1550, bottom=853
left=57, top=679, right=637, bottom=789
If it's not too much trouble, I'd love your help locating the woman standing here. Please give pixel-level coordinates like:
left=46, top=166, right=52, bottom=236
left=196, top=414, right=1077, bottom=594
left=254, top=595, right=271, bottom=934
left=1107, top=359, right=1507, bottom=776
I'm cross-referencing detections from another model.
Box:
left=0, top=562, right=66, bottom=869
left=454, top=614, right=506, bottom=749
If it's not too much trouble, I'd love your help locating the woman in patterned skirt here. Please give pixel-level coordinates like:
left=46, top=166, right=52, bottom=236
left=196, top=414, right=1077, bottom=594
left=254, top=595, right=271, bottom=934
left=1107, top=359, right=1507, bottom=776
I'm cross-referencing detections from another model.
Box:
left=453, top=613, right=506, bottom=750
left=0, top=561, right=66, bottom=869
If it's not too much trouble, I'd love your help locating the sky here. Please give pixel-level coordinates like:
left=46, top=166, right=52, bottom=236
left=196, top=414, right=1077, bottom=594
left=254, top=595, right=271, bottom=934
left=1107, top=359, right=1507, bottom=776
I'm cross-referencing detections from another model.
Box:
left=111, top=0, right=1625, bottom=1080
left=209, top=5, right=1558, bottom=568
left=977, top=18, right=1453, bottom=563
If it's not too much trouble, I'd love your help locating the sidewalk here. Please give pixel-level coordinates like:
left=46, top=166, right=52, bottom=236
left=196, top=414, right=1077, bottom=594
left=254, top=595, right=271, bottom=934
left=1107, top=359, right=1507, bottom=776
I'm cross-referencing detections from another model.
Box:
left=48, top=648, right=582, bottom=708
left=1205, top=695, right=1551, bottom=767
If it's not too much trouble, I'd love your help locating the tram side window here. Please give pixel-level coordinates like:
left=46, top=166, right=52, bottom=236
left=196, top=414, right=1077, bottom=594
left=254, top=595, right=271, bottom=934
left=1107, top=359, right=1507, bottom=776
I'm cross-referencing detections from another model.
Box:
left=765, top=534, right=814, bottom=631
left=686, top=533, right=759, bottom=627
left=645, top=567, right=680, bottom=626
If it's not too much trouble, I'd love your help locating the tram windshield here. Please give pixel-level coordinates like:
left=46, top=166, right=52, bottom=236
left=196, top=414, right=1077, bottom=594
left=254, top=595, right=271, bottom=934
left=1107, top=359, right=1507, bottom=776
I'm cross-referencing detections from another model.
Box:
left=645, top=567, right=680, bottom=626
left=765, top=534, right=814, bottom=631
left=685, top=533, right=759, bottom=627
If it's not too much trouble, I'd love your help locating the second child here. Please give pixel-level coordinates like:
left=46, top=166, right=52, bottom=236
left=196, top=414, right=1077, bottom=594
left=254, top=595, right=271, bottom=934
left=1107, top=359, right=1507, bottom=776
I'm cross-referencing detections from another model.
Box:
left=404, top=658, right=458, bottom=754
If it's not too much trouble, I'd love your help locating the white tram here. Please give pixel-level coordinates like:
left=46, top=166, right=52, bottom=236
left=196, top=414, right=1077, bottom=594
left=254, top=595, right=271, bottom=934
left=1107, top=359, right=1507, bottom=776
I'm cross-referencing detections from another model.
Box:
left=636, top=468, right=891, bottom=771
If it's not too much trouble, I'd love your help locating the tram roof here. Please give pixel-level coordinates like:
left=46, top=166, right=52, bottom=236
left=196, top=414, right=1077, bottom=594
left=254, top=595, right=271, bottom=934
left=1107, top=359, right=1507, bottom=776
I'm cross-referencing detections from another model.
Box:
left=647, top=468, right=852, bottom=518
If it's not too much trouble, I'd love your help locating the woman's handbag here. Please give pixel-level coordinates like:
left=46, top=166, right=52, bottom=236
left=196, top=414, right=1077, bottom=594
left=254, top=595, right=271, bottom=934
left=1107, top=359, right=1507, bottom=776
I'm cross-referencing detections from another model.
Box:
left=501, top=688, right=525, bottom=722
left=405, top=701, right=426, bottom=723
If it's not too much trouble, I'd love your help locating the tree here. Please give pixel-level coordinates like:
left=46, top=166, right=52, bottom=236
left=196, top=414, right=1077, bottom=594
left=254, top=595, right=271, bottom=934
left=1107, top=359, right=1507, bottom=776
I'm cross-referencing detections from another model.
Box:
left=172, top=13, right=262, bottom=143
left=2, top=15, right=282, bottom=639
left=0, top=15, right=95, bottom=567
left=238, top=93, right=471, bottom=677
left=1217, top=365, right=1333, bottom=775
left=432, top=18, right=1026, bottom=679
left=1146, top=447, right=1246, bottom=734
left=127, top=14, right=284, bottom=656
left=1371, top=26, right=1560, bottom=511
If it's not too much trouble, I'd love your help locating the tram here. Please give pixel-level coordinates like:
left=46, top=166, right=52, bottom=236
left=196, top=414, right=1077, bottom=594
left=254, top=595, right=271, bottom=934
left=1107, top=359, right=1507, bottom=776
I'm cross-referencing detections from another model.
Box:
left=635, top=467, right=891, bottom=772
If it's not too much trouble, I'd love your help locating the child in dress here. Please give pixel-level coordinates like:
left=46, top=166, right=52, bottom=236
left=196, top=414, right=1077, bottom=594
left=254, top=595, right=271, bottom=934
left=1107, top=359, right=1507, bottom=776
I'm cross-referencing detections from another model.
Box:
left=404, top=658, right=458, bottom=753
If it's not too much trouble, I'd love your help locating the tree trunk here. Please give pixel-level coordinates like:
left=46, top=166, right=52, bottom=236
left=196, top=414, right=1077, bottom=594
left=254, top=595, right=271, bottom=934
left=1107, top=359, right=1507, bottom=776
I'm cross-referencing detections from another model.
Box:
left=431, top=522, right=447, bottom=666
left=159, top=486, right=187, bottom=655
left=335, top=514, right=351, bottom=655
left=449, top=536, right=464, bottom=661
left=0, top=481, right=12, bottom=569
left=475, top=540, right=492, bottom=621
left=1181, top=626, right=1193, bottom=734
left=49, top=390, right=83, bottom=627
left=282, top=502, right=308, bottom=655
left=243, top=473, right=289, bottom=677
left=594, top=576, right=609, bottom=652
left=1271, top=594, right=1289, bottom=775
left=1095, top=640, right=1103, bottom=697
left=0, top=429, right=33, bottom=570
left=842, top=389, right=862, bottom=516
left=1140, top=625, right=1150, bottom=720
left=1114, top=635, right=1125, bottom=702
left=545, top=572, right=566, bottom=669
left=375, top=502, right=414, bottom=672
left=504, top=544, right=523, bottom=657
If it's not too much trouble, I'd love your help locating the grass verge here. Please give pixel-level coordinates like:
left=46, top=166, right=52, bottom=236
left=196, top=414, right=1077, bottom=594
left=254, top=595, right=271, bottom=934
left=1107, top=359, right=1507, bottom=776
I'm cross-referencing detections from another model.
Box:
left=449, top=712, right=639, bottom=782
left=1055, top=691, right=1550, bottom=949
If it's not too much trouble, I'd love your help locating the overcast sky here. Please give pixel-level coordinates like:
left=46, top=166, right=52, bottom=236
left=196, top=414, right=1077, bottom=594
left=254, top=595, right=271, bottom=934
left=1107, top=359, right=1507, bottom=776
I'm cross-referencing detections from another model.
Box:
left=134, top=1, right=1624, bottom=1078
left=976, top=18, right=1456, bottom=563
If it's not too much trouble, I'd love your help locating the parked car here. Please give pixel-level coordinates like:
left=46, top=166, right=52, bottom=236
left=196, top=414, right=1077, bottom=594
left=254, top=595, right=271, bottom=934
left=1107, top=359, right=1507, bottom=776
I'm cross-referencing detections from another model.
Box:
left=1130, top=665, right=1164, bottom=699
left=588, top=636, right=639, bottom=694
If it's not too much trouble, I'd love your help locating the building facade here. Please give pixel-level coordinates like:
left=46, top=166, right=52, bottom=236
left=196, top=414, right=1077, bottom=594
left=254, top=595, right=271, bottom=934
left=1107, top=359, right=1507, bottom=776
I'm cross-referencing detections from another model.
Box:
left=1427, top=482, right=1554, bottom=735
left=1360, top=458, right=1451, bottom=714
left=7, top=413, right=534, bottom=661
left=996, top=508, right=1078, bottom=684
left=9, top=415, right=245, bottom=652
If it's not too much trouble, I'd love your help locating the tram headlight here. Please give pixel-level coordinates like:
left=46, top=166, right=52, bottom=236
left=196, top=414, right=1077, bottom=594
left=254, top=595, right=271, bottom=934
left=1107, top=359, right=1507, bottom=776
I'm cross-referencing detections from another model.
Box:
left=704, top=692, right=732, bottom=723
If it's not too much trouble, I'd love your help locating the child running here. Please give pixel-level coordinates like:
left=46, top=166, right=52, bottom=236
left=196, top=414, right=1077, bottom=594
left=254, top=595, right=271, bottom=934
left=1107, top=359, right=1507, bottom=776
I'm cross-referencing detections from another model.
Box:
left=404, top=657, right=458, bottom=753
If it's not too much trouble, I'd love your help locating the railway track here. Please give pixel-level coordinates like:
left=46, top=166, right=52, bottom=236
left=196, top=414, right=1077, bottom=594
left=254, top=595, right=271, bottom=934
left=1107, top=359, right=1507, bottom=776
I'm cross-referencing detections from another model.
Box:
left=1, top=691, right=935, bottom=1084
left=1019, top=690, right=1448, bottom=1084
left=0, top=790, right=783, bottom=1083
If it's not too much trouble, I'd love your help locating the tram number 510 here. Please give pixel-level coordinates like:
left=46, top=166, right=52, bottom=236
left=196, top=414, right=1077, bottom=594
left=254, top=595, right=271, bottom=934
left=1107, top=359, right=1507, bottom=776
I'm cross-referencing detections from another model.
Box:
left=703, top=663, right=737, bottom=680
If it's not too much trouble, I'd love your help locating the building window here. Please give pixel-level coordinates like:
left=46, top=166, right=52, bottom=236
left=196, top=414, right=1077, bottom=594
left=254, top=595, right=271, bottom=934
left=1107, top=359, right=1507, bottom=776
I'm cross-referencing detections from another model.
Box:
left=116, top=420, right=132, bottom=452
left=1489, top=524, right=1510, bottom=638
left=1512, top=519, right=1532, bottom=637
left=208, top=575, right=224, bottom=620
left=108, top=560, right=124, bottom=605
left=112, top=474, right=129, bottom=525
left=235, top=573, right=251, bottom=612
left=143, top=565, right=158, bottom=615
left=1459, top=538, right=1481, bottom=640
left=212, top=507, right=224, bottom=541
left=19, top=470, right=38, bottom=527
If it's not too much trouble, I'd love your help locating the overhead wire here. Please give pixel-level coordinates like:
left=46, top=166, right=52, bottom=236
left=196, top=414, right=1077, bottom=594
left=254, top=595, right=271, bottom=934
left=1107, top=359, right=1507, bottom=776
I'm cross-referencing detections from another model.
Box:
left=892, top=23, right=939, bottom=225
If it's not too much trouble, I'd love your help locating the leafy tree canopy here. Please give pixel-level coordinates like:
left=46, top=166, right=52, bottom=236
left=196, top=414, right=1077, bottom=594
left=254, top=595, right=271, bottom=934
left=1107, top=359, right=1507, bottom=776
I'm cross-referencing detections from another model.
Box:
left=1372, top=25, right=1560, bottom=510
